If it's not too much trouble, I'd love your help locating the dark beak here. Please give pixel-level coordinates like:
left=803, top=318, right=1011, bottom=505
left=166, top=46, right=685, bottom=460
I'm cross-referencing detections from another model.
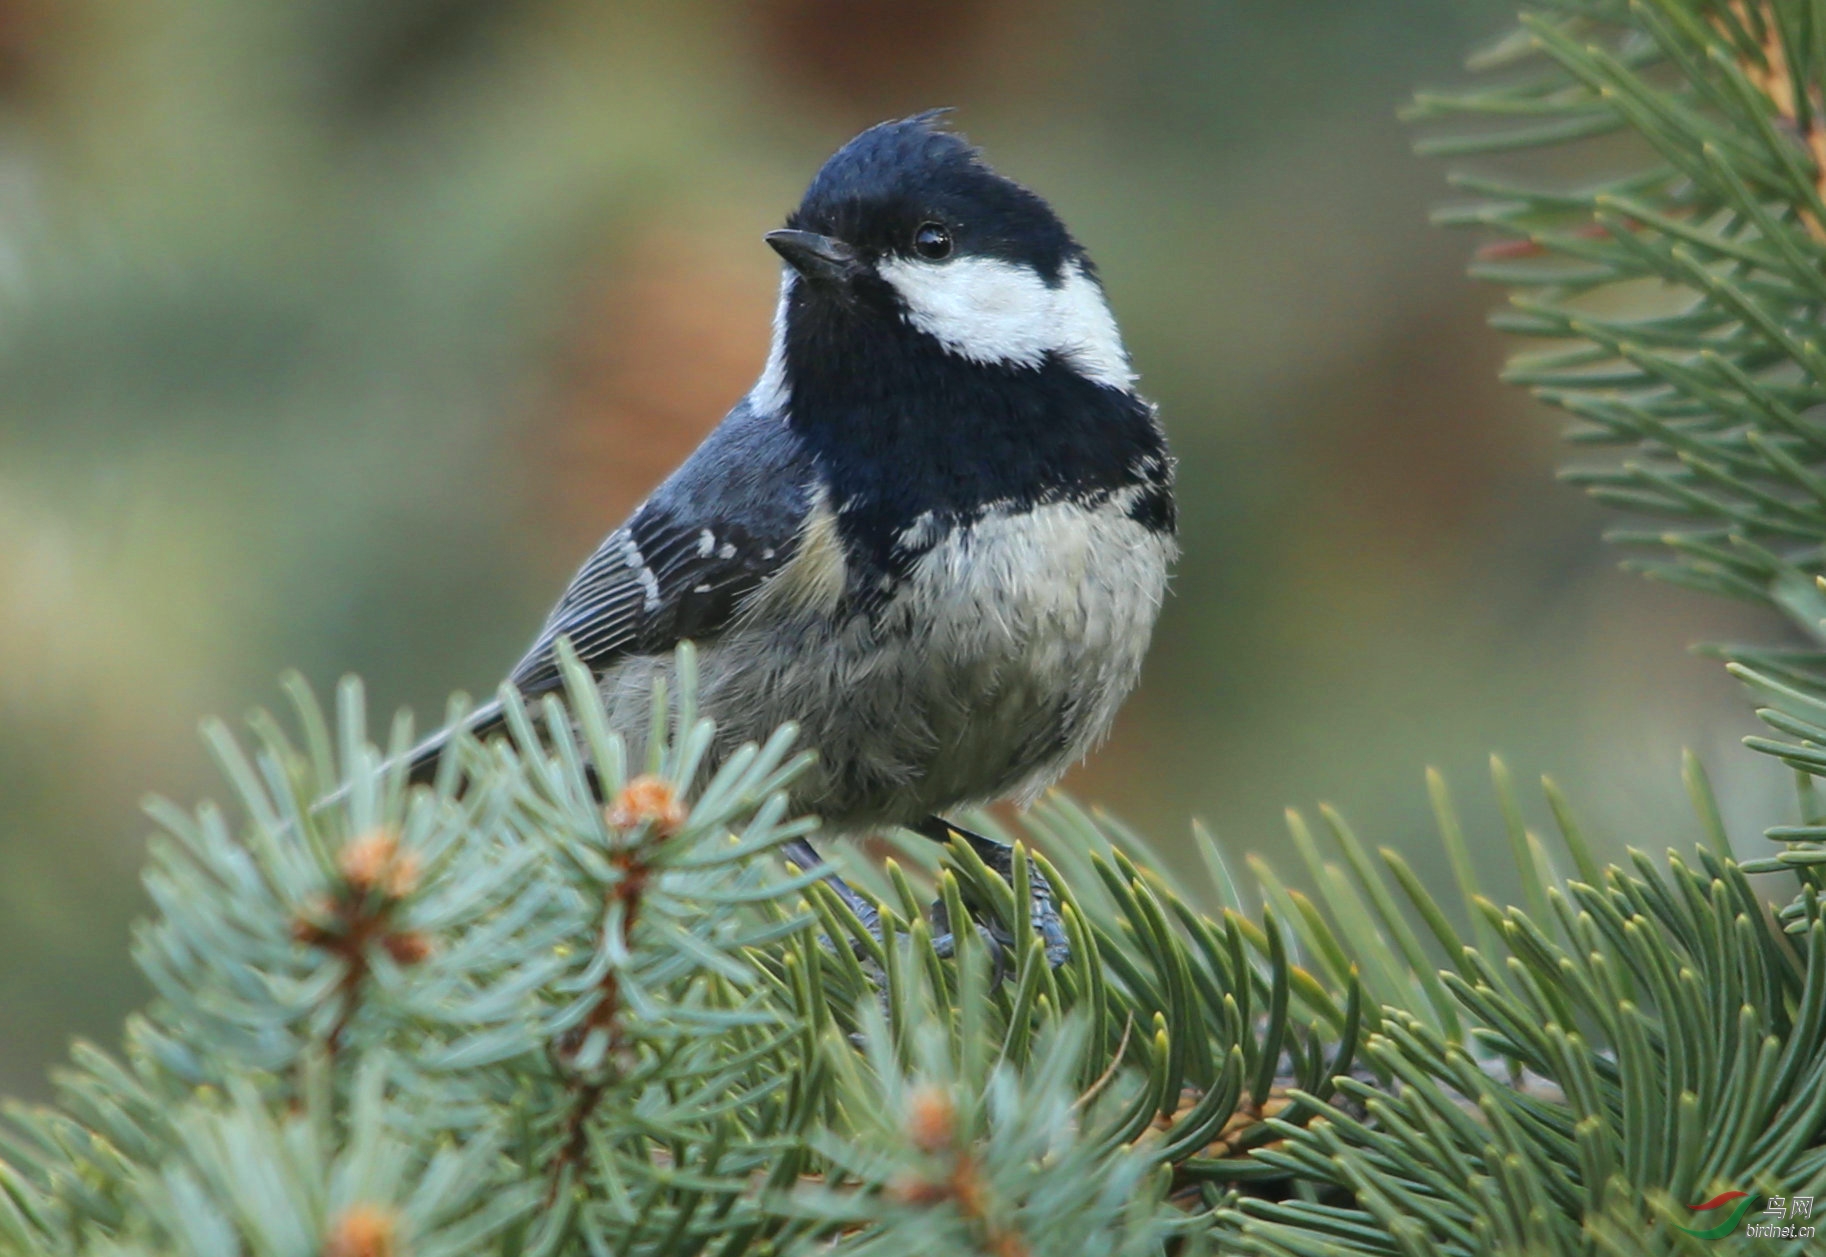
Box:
left=765, top=229, right=861, bottom=285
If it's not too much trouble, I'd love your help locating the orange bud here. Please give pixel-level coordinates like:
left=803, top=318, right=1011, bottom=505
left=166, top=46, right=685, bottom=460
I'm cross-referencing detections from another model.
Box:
left=606, top=775, right=688, bottom=836
left=381, top=931, right=433, bottom=966
left=883, top=1171, right=951, bottom=1207
left=338, top=830, right=419, bottom=898
left=905, top=1084, right=956, bottom=1155
left=322, top=1204, right=396, bottom=1257
left=989, top=1231, right=1032, bottom=1257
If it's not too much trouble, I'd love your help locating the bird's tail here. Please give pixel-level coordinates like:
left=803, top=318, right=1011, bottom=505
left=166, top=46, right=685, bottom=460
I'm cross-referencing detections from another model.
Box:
left=308, top=696, right=511, bottom=819
left=404, top=697, right=511, bottom=786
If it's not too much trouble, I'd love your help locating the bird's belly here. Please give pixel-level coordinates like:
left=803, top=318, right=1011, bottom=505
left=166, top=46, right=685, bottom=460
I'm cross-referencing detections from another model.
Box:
left=600, top=499, right=1174, bottom=830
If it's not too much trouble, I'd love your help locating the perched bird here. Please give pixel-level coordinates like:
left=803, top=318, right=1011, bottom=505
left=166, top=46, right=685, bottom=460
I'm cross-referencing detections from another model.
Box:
left=410, top=111, right=1176, bottom=961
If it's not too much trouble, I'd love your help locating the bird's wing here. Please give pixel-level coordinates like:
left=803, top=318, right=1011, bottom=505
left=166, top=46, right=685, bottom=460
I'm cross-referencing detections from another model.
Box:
left=506, top=505, right=796, bottom=697
left=404, top=401, right=817, bottom=782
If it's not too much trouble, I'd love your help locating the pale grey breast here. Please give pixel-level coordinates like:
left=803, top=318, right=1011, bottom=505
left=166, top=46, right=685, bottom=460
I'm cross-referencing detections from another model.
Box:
left=593, top=489, right=1173, bottom=832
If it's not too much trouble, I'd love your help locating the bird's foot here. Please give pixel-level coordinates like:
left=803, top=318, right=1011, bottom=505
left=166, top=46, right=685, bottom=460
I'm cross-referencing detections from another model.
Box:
left=913, top=816, right=1072, bottom=969
left=781, top=836, right=883, bottom=959
left=927, top=897, right=1014, bottom=985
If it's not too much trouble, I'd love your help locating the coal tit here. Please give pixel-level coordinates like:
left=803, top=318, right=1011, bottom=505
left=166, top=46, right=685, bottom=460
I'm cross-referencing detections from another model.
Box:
left=410, top=112, right=1176, bottom=961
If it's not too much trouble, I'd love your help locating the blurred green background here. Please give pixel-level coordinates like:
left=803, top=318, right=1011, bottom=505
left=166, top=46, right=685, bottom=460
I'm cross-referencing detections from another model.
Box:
left=0, top=0, right=1793, bottom=1097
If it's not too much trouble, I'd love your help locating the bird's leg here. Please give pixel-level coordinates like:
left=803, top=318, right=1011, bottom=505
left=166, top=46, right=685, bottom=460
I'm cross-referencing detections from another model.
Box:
left=781, top=836, right=883, bottom=953
left=912, top=816, right=1071, bottom=969
left=925, top=892, right=1013, bottom=987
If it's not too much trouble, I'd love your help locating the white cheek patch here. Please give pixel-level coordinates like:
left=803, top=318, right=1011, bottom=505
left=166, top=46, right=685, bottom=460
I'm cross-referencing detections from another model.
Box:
left=748, top=271, right=795, bottom=418
left=1048, top=265, right=1134, bottom=391
left=876, top=255, right=1134, bottom=390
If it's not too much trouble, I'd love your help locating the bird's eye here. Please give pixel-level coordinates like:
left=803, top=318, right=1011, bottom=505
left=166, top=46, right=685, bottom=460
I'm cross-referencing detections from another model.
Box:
left=912, top=221, right=952, bottom=260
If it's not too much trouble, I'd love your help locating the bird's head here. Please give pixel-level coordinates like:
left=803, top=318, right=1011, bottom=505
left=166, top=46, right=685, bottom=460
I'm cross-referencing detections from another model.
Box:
left=754, top=111, right=1134, bottom=413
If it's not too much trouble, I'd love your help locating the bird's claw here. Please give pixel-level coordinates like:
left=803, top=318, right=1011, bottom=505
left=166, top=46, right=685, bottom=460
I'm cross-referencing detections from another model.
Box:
left=927, top=901, right=1012, bottom=985
left=915, top=816, right=1072, bottom=971
left=784, top=836, right=885, bottom=962
left=787, top=826, right=1074, bottom=978
left=1027, top=879, right=1073, bottom=970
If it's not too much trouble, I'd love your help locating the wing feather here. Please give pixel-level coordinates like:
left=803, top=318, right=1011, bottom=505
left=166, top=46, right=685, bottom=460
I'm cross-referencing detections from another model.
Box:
left=507, top=509, right=795, bottom=696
